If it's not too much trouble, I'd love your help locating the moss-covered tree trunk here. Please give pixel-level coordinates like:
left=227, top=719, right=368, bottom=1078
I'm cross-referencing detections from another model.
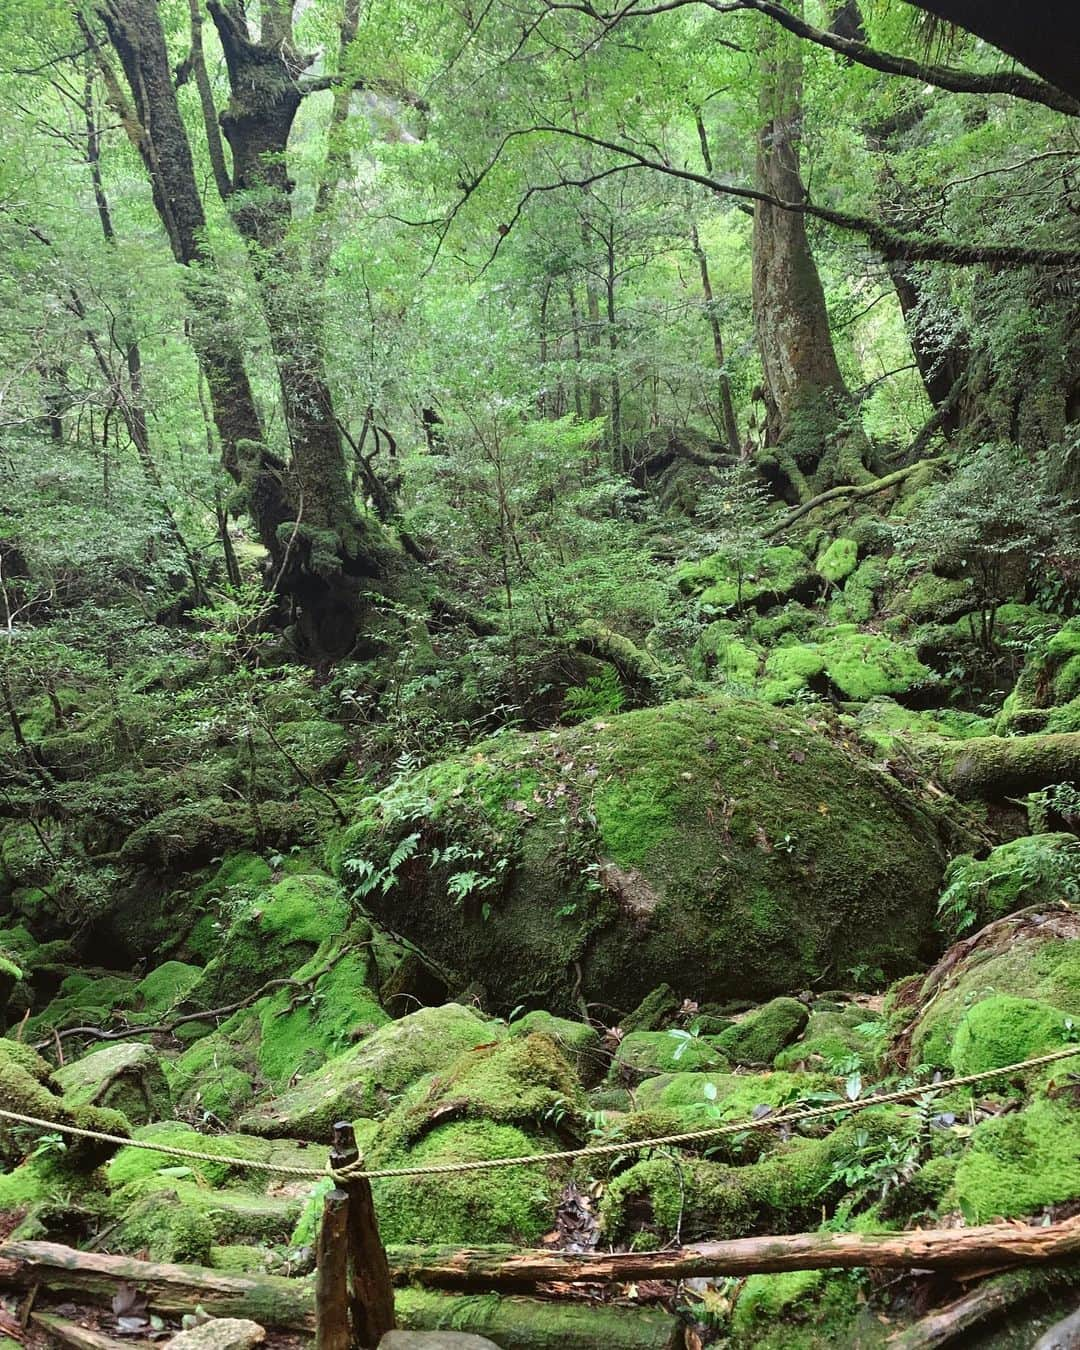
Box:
left=208, top=0, right=383, bottom=657
left=94, top=0, right=287, bottom=553
left=751, top=2, right=870, bottom=501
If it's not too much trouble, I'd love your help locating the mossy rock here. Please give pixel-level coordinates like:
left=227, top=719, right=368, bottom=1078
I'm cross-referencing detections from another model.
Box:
left=820, top=631, right=936, bottom=703
left=717, top=997, right=809, bottom=1066
left=938, top=834, right=1080, bottom=938
left=120, top=799, right=317, bottom=870
left=891, top=572, right=975, bottom=624
left=634, top=1068, right=831, bottom=1123
left=332, top=698, right=946, bottom=1013
left=611, top=1030, right=728, bottom=1082
left=600, top=1108, right=905, bottom=1242
left=691, top=628, right=761, bottom=687
left=52, top=1041, right=170, bottom=1125
left=508, top=1011, right=603, bottom=1085
left=0, top=1038, right=130, bottom=1169
left=729, top=1269, right=869, bottom=1349
left=773, top=1010, right=878, bottom=1072
left=676, top=546, right=814, bottom=613
left=830, top=555, right=888, bottom=625
left=851, top=699, right=993, bottom=757
left=889, top=906, right=1080, bottom=1071
left=816, top=538, right=858, bottom=585
left=951, top=1096, right=1080, bottom=1223
left=271, top=720, right=350, bottom=780
left=185, top=871, right=350, bottom=1007
left=238, top=1003, right=504, bottom=1138
left=950, top=995, right=1077, bottom=1075
left=131, top=961, right=201, bottom=1015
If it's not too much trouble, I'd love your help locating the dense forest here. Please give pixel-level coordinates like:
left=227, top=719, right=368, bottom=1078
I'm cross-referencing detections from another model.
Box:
left=2, top=0, right=1080, bottom=1346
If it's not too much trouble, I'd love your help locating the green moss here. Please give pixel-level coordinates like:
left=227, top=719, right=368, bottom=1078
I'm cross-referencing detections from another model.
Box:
left=187, top=871, right=349, bottom=1007
left=677, top=546, right=812, bottom=613
left=132, top=961, right=201, bottom=1014
left=52, top=1042, right=171, bottom=1125
left=893, top=572, right=974, bottom=624
left=371, top=1121, right=559, bottom=1246
left=900, top=922, right=1080, bottom=1071
left=635, top=1069, right=830, bottom=1120
left=238, top=1002, right=504, bottom=1138
left=852, top=698, right=993, bottom=756
left=332, top=698, right=946, bottom=1013
left=168, top=1016, right=259, bottom=1121
left=508, top=1011, right=602, bottom=1084
left=952, top=1097, right=1080, bottom=1222
left=692, top=628, right=761, bottom=686
left=831, top=555, right=888, bottom=625
left=717, top=998, right=810, bottom=1066
left=817, top=538, right=858, bottom=585
left=22, top=971, right=137, bottom=1040
left=774, top=1011, right=877, bottom=1071
left=612, top=1030, right=728, bottom=1081
left=208, top=1245, right=277, bottom=1275
left=272, top=719, right=349, bottom=780
left=938, top=834, right=1080, bottom=938
left=621, top=984, right=680, bottom=1033
left=950, top=995, right=1077, bottom=1074
left=820, top=632, right=935, bottom=702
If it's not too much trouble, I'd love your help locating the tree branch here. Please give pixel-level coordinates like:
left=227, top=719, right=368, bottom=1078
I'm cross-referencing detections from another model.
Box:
left=483, top=125, right=1080, bottom=268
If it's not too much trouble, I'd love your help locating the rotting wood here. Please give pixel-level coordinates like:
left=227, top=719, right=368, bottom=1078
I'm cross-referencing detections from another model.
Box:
left=886, top=1261, right=1080, bottom=1349
left=30, top=1310, right=130, bottom=1350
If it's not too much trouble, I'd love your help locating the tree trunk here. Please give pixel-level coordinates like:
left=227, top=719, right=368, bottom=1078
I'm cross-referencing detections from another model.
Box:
left=751, top=1, right=869, bottom=499
left=208, top=0, right=382, bottom=656
left=689, top=221, right=741, bottom=454
left=91, top=1, right=287, bottom=557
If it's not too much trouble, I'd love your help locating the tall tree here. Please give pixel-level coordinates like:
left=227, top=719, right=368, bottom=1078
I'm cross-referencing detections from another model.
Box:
left=751, top=1, right=870, bottom=501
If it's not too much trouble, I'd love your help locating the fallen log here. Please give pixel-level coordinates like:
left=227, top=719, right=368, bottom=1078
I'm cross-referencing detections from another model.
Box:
left=887, top=1261, right=1080, bottom=1350
left=30, top=1311, right=130, bottom=1350
left=385, top=1217, right=1080, bottom=1290
left=942, top=731, right=1080, bottom=801
left=1033, top=1304, right=1080, bottom=1350
left=0, top=1242, right=678, bottom=1350
left=763, top=456, right=945, bottom=537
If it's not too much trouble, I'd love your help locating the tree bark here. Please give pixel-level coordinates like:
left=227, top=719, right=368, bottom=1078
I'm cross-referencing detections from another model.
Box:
left=689, top=221, right=741, bottom=455
left=90, top=1, right=287, bottom=557
left=751, top=1, right=870, bottom=499
left=887, top=1263, right=1080, bottom=1350
left=207, top=0, right=383, bottom=655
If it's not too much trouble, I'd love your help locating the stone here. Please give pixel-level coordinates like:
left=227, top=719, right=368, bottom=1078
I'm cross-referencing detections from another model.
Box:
left=53, top=1041, right=170, bottom=1125
left=166, top=1319, right=265, bottom=1350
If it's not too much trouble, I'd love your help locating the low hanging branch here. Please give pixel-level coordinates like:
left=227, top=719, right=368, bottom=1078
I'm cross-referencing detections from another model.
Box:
left=763, top=456, right=945, bottom=537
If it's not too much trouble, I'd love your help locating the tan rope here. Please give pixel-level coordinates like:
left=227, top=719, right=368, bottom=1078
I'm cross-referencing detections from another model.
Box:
left=1, top=1045, right=1077, bottom=1181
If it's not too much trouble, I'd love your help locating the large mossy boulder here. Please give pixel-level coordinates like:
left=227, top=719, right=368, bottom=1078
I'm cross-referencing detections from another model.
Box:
left=716, top=997, right=809, bottom=1066
left=332, top=699, right=946, bottom=1013
left=238, top=1003, right=503, bottom=1139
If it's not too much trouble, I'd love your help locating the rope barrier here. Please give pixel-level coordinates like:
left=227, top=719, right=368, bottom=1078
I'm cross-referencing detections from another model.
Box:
left=1, top=1044, right=1077, bottom=1180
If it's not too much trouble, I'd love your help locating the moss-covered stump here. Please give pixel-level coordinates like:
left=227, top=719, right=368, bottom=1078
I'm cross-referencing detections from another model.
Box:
left=52, top=1041, right=170, bottom=1124
left=238, top=1002, right=504, bottom=1138
left=333, top=698, right=946, bottom=1013
left=887, top=905, right=1080, bottom=1071
left=717, top=997, right=809, bottom=1066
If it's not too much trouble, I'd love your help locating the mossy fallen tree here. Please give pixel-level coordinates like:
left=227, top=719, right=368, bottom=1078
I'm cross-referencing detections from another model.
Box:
left=942, top=731, right=1080, bottom=800
left=0, top=1242, right=680, bottom=1350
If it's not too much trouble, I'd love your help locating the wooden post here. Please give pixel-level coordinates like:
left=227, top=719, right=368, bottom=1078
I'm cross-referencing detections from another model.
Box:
left=331, top=1120, right=396, bottom=1349
left=315, top=1187, right=350, bottom=1350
